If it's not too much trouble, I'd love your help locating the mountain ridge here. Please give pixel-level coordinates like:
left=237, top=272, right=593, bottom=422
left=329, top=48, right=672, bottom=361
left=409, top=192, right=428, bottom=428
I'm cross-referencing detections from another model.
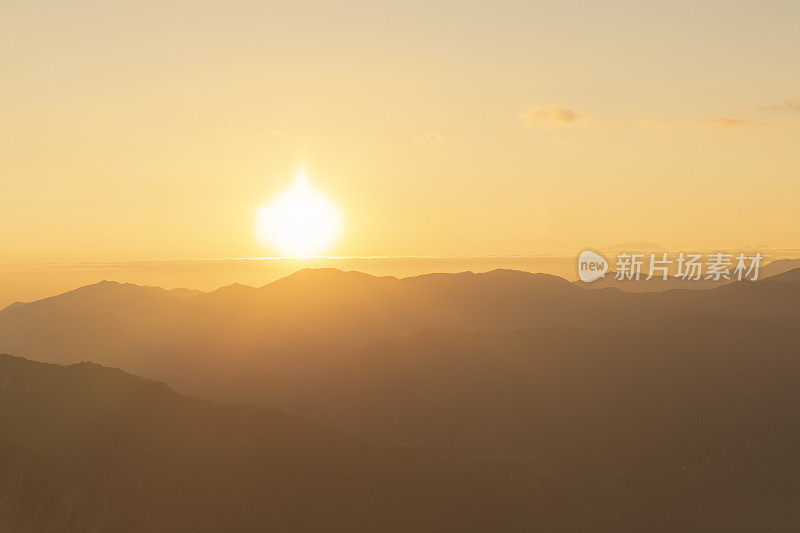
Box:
left=0, top=353, right=536, bottom=532
left=6, top=265, right=800, bottom=313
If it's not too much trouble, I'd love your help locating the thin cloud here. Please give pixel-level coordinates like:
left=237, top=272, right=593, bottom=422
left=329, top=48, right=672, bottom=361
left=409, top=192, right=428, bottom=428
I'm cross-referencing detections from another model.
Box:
left=641, top=118, right=779, bottom=131
left=266, top=129, right=284, bottom=137
left=708, top=117, right=749, bottom=128
left=413, top=132, right=444, bottom=145
left=707, top=117, right=781, bottom=129
left=522, top=104, right=586, bottom=126
left=760, top=94, right=800, bottom=113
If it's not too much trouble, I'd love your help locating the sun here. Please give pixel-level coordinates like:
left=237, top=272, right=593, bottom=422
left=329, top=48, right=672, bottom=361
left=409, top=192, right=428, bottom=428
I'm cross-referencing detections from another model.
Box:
left=256, top=172, right=343, bottom=257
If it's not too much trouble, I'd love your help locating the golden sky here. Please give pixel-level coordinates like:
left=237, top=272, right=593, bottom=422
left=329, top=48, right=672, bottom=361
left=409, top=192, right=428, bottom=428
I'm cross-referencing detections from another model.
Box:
left=2, top=0, right=800, bottom=265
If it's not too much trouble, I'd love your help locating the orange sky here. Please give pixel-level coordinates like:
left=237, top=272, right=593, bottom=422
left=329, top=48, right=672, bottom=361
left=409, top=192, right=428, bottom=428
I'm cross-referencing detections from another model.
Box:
left=2, top=0, right=800, bottom=267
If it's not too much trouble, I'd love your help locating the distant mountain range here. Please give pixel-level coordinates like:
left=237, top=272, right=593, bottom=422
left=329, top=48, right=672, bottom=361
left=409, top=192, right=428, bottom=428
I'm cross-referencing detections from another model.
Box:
left=2, top=267, right=800, bottom=378
left=3, top=268, right=800, bottom=530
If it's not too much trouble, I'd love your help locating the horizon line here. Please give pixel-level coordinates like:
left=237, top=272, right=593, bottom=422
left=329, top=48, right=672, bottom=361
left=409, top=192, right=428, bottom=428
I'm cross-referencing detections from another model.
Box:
left=3, top=247, right=800, bottom=268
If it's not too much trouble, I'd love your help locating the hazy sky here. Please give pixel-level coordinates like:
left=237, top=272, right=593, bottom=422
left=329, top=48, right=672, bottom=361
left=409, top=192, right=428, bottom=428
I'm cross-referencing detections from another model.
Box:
left=2, top=0, right=800, bottom=263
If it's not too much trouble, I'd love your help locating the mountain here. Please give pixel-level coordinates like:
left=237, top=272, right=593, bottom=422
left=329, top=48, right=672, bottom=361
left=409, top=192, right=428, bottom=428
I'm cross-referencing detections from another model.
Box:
left=260, top=319, right=800, bottom=531
left=4, top=270, right=800, bottom=530
left=764, top=267, right=800, bottom=283
left=4, top=317, right=800, bottom=531
left=2, top=268, right=800, bottom=402
left=0, top=269, right=591, bottom=388
left=290, top=318, right=800, bottom=453
left=760, top=258, right=800, bottom=279
left=0, top=354, right=534, bottom=532
left=583, top=271, right=725, bottom=291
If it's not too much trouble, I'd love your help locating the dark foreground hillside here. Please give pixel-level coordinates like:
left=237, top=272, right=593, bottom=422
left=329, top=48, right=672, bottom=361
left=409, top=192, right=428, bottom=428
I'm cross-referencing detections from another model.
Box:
left=0, top=355, right=533, bottom=532
left=253, top=318, right=800, bottom=532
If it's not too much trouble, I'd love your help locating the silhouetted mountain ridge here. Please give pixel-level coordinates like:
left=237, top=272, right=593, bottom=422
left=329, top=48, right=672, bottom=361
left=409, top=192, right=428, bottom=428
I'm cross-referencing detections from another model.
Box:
left=0, top=354, right=533, bottom=532
left=2, top=267, right=800, bottom=390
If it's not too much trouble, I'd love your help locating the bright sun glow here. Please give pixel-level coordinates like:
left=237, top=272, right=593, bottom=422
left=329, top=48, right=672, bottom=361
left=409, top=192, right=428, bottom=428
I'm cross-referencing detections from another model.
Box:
left=256, top=172, right=343, bottom=257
